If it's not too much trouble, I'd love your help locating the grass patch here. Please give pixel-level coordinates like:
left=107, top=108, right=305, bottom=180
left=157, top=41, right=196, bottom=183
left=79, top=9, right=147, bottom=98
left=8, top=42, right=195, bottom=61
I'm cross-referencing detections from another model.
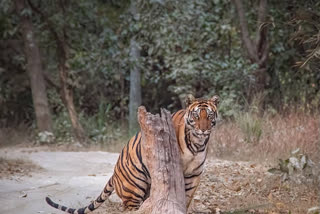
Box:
left=0, top=123, right=32, bottom=147
left=235, top=112, right=263, bottom=144
left=209, top=111, right=320, bottom=164
left=52, top=108, right=131, bottom=150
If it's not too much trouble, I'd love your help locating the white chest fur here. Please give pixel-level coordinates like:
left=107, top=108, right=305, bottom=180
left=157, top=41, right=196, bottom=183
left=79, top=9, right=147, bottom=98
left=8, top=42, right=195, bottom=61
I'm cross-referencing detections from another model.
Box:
left=181, top=147, right=207, bottom=176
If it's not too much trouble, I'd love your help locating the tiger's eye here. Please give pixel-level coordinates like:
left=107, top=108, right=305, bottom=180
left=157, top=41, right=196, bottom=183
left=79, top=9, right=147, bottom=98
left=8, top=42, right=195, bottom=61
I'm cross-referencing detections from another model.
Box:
left=192, top=111, right=199, bottom=119
left=208, top=113, right=214, bottom=119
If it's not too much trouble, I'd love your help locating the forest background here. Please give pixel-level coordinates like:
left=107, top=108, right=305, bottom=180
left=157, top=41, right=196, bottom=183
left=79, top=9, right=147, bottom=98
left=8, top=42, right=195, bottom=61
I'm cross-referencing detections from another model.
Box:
left=0, top=0, right=319, bottom=162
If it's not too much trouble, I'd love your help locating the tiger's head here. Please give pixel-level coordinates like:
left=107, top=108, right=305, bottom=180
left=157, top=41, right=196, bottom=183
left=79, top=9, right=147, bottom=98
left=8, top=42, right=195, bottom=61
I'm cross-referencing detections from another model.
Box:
left=184, top=95, right=219, bottom=137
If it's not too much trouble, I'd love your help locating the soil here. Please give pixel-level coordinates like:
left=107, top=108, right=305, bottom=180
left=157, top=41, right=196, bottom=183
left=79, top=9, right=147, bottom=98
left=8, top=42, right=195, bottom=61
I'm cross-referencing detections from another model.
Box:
left=0, top=146, right=318, bottom=214
left=0, top=156, right=42, bottom=179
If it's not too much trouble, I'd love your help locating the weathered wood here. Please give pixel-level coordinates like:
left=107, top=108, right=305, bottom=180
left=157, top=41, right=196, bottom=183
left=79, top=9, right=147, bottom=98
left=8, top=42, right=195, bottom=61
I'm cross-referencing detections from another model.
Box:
left=137, top=106, right=186, bottom=214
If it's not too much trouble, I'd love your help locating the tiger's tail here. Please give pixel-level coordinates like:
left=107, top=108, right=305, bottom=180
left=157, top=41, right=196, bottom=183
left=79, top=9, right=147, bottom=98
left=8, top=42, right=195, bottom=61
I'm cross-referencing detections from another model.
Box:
left=45, top=176, right=114, bottom=214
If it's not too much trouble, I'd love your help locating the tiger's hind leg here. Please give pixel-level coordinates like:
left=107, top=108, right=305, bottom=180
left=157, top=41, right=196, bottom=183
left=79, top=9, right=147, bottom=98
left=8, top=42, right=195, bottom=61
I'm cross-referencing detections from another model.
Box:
left=112, top=172, right=146, bottom=211
left=123, top=199, right=143, bottom=210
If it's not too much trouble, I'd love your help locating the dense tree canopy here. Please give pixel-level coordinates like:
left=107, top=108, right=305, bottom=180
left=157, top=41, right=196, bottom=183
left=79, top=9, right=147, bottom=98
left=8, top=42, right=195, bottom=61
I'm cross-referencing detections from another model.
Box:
left=0, top=0, right=319, bottom=141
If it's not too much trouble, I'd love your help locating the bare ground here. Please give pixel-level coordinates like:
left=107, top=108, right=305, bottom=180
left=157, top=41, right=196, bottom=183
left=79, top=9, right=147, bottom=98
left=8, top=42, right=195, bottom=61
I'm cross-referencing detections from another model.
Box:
left=0, top=147, right=318, bottom=214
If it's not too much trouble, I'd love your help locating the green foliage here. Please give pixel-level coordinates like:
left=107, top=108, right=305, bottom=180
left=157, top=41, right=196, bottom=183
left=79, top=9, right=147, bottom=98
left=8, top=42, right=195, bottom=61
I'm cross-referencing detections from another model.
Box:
left=52, top=102, right=128, bottom=144
left=79, top=109, right=129, bottom=145
left=80, top=101, right=112, bottom=142
left=1, top=0, right=320, bottom=144
left=117, top=0, right=258, bottom=115
left=267, top=0, right=320, bottom=109
left=52, top=111, right=73, bottom=142
left=0, top=0, right=33, bottom=126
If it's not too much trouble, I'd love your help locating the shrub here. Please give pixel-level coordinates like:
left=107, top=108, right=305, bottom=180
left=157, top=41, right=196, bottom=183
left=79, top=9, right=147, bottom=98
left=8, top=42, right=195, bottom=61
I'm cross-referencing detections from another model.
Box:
left=236, top=112, right=263, bottom=144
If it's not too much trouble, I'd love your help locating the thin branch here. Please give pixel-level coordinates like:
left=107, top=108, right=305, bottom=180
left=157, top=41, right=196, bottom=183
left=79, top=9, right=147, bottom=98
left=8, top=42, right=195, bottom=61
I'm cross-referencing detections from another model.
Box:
left=258, top=42, right=269, bottom=67
left=256, top=0, right=268, bottom=63
left=256, top=0, right=268, bottom=43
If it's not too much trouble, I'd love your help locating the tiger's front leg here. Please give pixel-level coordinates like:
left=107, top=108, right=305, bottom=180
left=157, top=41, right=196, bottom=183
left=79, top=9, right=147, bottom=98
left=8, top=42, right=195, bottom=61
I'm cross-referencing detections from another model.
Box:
left=184, top=174, right=201, bottom=208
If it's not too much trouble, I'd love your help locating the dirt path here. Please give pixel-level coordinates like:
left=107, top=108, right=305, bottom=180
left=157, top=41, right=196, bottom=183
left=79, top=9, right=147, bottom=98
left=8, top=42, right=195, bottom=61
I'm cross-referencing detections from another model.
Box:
left=0, top=147, right=318, bottom=214
left=0, top=148, right=119, bottom=214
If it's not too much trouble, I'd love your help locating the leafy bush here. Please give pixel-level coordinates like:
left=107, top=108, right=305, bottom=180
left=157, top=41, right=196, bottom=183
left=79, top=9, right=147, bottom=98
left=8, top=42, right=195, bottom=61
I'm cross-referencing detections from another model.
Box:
left=52, top=111, right=74, bottom=143
left=236, top=112, right=263, bottom=144
left=36, top=131, right=55, bottom=144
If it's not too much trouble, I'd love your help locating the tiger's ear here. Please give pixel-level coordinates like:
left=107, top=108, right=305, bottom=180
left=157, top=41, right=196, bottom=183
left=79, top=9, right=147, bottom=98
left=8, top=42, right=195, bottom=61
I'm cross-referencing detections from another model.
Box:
left=211, top=95, right=220, bottom=106
left=185, top=94, right=195, bottom=107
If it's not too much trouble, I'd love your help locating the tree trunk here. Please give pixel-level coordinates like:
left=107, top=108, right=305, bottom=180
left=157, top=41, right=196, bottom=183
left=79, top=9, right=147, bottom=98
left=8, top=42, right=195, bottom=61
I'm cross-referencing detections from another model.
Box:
left=129, top=38, right=141, bottom=134
left=15, top=0, right=53, bottom=132
left=58, top=50, right=87, bottom=144
left=128, top=38, right=141, bottom=134
left=128, top=1, right=142, bottom=135
left=120, top=69, right=126, bottom=126
left=56, top=1, right=87, bottom=144
left=137, top=107, right=186, bottom=214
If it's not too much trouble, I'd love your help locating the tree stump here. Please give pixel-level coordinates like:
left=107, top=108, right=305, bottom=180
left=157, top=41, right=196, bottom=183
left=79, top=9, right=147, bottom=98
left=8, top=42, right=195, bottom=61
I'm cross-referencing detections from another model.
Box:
left=137, top=107, right=186, bottom=214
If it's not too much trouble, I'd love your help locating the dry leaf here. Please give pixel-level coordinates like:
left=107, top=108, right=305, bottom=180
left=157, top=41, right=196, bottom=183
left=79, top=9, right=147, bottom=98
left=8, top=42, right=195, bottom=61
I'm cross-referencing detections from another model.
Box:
left=211, top=184, right=215, bottom=191
left=276, top=202, right=286, bottom=209
left=19, top=191, right=27, bottom=198
left=268, top=192, right=273, bottom=201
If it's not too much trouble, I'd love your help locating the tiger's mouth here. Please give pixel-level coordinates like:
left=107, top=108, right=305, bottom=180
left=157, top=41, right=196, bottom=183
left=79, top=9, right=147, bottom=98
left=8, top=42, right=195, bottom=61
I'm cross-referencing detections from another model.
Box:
left=191, top=129, right=211, bottom=140
left=194, top=129, right=211, bottom=136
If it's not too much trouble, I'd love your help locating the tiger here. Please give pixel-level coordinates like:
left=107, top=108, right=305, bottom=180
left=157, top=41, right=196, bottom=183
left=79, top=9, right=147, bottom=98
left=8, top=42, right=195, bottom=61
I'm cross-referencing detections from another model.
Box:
left=45, top=94, right=219, bottom=213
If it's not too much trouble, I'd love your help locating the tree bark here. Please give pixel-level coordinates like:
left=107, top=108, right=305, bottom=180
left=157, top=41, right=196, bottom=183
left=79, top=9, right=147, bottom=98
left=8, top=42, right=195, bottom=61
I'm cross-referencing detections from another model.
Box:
left=233, top=0, right=269, bottom=92
left=128, top=1, right=142, bottom=134
left=15, top=0, right=53, bottom=132
left=137, top=106, right=186, bottom=214
left=58, top=46, right=87, bottom=144
left=120, top=69, right=126, bottom=125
